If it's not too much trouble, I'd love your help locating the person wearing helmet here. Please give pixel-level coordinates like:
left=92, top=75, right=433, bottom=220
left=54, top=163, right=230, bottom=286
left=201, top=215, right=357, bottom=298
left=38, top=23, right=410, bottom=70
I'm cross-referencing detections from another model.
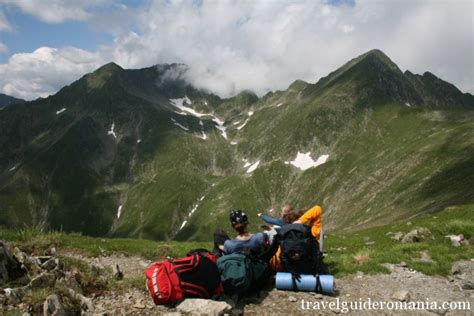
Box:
left=222, top=209, right=266, bottom=255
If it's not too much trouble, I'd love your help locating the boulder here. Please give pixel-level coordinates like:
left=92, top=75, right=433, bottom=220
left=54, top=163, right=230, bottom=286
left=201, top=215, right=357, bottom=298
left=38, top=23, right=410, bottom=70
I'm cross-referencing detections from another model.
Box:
left=12, top=247, right=42, bottom=276
left=0, top=240, right=27, bottom=286
left=41, top=258, right=58, bottom=271
left=58, top=274, right=84, bottom=295
left=3, top=286, right=27, bottom=305
left=401, top=227, right=433, bottom=243
left=390, top=232, right=404, bottom=241
left=43, top=294, right=65, bottom=316
left=29, top=272, right=56, bottom=289
left=445, top=234, right=470, bottom=247
left=67, top=288, right=94, bottom=312
left=177, top=299, right=232, bottom=315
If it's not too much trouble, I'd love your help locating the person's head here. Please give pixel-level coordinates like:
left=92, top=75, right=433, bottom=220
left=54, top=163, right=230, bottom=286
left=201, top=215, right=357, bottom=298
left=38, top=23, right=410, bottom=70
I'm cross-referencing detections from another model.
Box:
left=282, top=209, right=304, bottom=224
left=281, top=204, right=294, bottom=217
left=230, top=209, right=249, bottom=234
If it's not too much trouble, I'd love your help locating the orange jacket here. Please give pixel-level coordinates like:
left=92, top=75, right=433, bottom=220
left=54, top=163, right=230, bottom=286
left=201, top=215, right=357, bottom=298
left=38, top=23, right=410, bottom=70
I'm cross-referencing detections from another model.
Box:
left=298, top=205, right=322, bottom=241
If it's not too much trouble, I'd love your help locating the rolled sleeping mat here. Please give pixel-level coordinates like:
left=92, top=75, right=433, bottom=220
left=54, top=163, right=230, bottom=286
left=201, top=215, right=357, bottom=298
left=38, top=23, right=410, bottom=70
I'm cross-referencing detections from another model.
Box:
left=275, top=272, right=334, bottom=294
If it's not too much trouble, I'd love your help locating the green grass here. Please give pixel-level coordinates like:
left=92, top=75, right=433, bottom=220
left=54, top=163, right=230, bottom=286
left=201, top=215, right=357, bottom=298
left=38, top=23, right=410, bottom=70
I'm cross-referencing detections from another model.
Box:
left=324, top=204, right=474, bottom=276
left=0, top=225, right=212, bottom=260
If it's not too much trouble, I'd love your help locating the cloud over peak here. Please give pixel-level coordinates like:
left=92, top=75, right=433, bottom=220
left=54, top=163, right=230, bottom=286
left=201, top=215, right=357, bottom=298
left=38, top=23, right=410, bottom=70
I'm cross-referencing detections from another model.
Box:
left=0, top=0, right=472, bottom=100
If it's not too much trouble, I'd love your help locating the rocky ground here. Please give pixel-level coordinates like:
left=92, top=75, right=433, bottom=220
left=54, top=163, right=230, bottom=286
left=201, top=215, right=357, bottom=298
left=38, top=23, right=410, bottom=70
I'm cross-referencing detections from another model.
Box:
left=1, top=240, right=473, bottom=315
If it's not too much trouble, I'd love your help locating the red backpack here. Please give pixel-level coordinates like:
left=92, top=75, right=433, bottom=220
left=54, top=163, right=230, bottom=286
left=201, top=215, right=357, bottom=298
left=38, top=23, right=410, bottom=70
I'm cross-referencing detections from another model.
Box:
left=145, top=249, right=223, bottom=305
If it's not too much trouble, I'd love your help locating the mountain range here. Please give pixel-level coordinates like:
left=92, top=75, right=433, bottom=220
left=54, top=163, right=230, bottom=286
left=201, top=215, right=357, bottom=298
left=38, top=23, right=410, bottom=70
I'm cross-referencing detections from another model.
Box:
left=0, top=93, right=24, bottom=109
left=0, top=49, right=472, bottom=241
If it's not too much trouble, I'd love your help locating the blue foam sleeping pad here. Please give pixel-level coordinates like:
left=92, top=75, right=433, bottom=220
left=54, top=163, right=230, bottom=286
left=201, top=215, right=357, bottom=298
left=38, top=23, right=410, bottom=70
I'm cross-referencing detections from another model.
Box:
left=275, top=272, right=334, bottom=294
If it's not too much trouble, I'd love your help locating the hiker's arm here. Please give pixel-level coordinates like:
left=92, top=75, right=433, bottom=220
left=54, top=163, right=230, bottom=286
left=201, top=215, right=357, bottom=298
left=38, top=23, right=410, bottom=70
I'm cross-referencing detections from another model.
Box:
left=258, top=213, right=284, bottom=226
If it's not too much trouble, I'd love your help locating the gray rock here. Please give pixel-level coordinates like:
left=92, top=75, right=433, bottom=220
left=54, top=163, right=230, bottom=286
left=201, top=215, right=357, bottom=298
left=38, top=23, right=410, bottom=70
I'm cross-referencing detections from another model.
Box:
left=288, top=295, right=297, bottom=302
left=391, top=290, right=410, bottom=302
left=390, top=232, right=404, bottom=241
left=43, top=294, right=65, bottom=316
left=231, top=308, right=243, bottom=316
left=4, top=286, right=27, bottom=305
left=461, top=281, right=474, bottom=290
left=67, top=288, right=94, bottom=312
left=401, top=227, right=433, bottom=243
left=12, top=247, right=42, bottom=275
left=0, top=240, right=27, bottom=286
left=445, top=234, right=469, bottom=247
left=29, top=273, right=56, bottom=289
left=41, top=258, right=58, bottom=271
left=177, top=299, right=232, bottom=315
left=57, top=275, right=83, bottom=296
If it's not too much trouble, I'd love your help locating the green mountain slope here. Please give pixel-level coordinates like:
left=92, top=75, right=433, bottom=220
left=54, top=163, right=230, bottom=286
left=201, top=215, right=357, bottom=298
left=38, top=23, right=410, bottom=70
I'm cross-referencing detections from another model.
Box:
left=0, top=50, right=472, bottom=241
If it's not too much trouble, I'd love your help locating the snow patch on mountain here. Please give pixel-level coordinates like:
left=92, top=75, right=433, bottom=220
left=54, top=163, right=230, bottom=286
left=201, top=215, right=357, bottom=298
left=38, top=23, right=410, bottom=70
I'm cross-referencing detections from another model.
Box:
left=170, top=118, right=189, bottom=132
left=285, top=152, right=329, bottom=170
left=231, top=141, right=238, bottom=145
left=56, top=108, right=67, bottom=115
left=117, top=205, right=123, bottom=219
left=405, top=102, right=411, bottom=107
left=107, top=122, right=117, bottom=138
left=137, top=139, right=142, bottom=144
left=237, top=118, right=249, bottom=130
left=275, top=102, right=283, bottom=107
left=170, top=97, right=227, bottom=140
left=198, top=131, right=208, bottom=140
left=246, top=161, right=260, bottom=173
left=212, top=117, right=227, bottom=139
left=248, top=111, right=254, bottom=116
left=179, top=220, right=187, bottom=231
left=170, top=97, right=208, bottom=117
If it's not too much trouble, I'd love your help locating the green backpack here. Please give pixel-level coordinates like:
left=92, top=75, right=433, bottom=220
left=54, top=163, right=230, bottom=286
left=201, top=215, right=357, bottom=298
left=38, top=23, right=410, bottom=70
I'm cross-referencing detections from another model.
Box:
left=217, top=253, right=269, bottom=295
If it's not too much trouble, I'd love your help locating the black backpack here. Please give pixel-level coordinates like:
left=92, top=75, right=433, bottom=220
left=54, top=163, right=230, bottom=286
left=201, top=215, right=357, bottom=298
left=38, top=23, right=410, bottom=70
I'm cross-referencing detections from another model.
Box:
left=278, top=224, right=324, bottom=276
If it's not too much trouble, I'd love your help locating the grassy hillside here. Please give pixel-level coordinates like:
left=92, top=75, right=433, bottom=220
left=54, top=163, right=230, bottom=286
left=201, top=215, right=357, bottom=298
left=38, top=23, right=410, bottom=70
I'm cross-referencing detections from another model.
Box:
left=0, top=50, right=472, bottom=241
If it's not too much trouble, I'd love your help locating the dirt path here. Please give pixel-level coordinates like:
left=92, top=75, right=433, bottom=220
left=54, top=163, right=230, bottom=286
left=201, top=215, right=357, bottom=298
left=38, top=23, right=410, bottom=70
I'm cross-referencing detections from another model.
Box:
left=67, top=253, right=473, bottom=315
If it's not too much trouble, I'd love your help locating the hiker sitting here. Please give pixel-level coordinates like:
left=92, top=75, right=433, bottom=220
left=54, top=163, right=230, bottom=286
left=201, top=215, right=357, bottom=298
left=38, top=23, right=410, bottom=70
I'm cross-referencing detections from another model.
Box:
left=213, top=210, right=279, bottom=260
left=293, top=205, right=322, bottom=241
left=258, top=204, right=304, bottom=227
left=224, top=209, right=266, bottom=255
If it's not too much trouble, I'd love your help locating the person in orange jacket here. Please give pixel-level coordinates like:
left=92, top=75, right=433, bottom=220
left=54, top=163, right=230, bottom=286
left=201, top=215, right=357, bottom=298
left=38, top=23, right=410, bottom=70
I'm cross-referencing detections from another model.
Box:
left=293, top=204, right=322, bottom=242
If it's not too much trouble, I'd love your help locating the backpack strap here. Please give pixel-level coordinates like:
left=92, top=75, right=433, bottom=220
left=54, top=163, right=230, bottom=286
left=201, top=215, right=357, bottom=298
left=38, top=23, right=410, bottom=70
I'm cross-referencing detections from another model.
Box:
left=180, top=281, right=211, bottom=298
left=291, top=274, right=299, bottom=291
left=173, top=254, right=200, bottom=274
left=315, top=274, right=322, bottom=293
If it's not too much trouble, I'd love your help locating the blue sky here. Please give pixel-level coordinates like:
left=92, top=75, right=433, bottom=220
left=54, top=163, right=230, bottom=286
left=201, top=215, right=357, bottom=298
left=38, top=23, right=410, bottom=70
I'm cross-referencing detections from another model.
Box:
left=0, top=14, right=113, bottom=63
left=0, top=0, right=472, bottom=100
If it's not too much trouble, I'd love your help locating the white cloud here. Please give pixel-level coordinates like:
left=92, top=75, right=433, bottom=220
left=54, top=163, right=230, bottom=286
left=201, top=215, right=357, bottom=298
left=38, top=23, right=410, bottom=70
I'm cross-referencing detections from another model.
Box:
left=0, top=0, right=113, bottom=23
left=0, top=42, right=8, bottom=53
left=0, top=0, right=472, bottom=100
left=0, top=47, right=102, bottom=100
left=106, top=0, right=473, bottom=96
left=0, top=10, right=11, bottom=31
